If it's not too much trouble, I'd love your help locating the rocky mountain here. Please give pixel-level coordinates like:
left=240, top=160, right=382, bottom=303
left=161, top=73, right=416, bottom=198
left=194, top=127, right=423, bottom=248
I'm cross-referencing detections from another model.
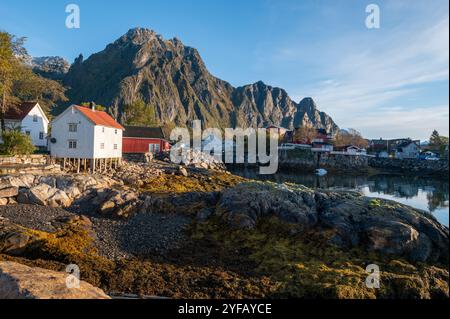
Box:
left=31, top=56, right=70, bottom=80
left=61, top=28, right=338, bottom=132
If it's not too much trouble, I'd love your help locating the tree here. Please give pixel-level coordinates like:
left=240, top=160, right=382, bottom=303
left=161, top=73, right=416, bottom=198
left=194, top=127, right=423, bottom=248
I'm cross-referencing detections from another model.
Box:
left=0, top=31, right=67, bottom=129
left=293, top=125, right=317, bottom=144
left=122, top=99, right=159, bottom=127
left=80, top=102, right=106, bottom=112
left=0, top=129, right=35, bottom=155
left=0, top=32, right=23, bottom=130
left=334, top=128, right=368, bottom=148
left=429, top=130, right=442, bottom=146
left=429, top=130, right=449, bottom=155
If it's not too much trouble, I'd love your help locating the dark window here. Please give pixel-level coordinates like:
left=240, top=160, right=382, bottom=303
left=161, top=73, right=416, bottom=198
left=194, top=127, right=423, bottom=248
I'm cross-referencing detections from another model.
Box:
left=68, top=140, right=77, bottom=149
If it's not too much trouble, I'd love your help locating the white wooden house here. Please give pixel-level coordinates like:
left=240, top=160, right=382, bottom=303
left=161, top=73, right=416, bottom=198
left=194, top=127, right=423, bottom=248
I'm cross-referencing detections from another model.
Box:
left=395, top=141, right=420, bottom=159
left=2, top=102, right=49, bottom=149
left=50, top=104, right=124, bottom=172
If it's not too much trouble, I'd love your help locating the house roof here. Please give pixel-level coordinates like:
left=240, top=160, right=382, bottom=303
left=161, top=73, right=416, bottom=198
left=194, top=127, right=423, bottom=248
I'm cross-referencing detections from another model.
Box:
left=397, top=141, right=418, bottom=149
left=74, top=105, right=124, bottom=130
left=4, top=102, right=39, bottom=120
left=335, top=144, right=360, bottom=151
left=123, top=126, right=166, bottom=139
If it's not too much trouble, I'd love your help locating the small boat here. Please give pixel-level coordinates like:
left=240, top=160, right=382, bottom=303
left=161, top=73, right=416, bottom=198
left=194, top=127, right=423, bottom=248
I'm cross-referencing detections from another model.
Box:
left=315, top=168, right=328, bottom=176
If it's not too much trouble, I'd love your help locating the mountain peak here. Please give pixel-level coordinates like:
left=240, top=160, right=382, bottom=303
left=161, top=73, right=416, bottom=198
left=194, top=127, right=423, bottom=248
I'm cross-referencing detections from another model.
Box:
left=61, top=28, right=338, bottom=132
left=118, top=27, right=160, bottom=45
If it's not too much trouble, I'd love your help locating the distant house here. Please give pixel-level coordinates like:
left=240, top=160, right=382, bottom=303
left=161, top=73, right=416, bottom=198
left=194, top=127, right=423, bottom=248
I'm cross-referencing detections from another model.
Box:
left=2, top=102, right=49, bottom=149
left=334, top=145, right=366, bottom=155
left=369, top=138, right=388, bottom=153
left=369, top=138, right=420, bottom=157
left=312, top=128, right=333, bottom=144
left=122, top=126, right=171, bottom=154
left=377, top=151, right=389, bottom=158
left=395, top=141, right=420, bottom=159
left=312, top=141, right=333, bottom=152
left=50, top=104, right=124, bottom=172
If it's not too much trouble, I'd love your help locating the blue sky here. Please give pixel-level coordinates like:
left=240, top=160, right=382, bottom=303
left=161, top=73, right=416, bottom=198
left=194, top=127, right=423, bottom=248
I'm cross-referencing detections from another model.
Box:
left=0, top=0, right=448, bottom=140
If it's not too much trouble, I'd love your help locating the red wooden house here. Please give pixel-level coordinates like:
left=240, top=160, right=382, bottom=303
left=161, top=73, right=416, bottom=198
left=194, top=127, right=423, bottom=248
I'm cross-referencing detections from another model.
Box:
left=122, top=126, right=171, bottom=154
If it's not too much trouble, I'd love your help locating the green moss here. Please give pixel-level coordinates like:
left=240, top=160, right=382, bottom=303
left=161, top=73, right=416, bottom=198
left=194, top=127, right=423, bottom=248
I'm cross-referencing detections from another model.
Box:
left=189, top=218, right=449, bottom=299
left=141, top=171, right=246, bottom=194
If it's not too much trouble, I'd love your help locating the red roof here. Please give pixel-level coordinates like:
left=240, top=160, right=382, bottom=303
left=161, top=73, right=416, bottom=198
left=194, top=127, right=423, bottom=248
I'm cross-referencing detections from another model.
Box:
left=4, top=102, right=39, bottom=120
left=74, top=105, right=124, bottom=130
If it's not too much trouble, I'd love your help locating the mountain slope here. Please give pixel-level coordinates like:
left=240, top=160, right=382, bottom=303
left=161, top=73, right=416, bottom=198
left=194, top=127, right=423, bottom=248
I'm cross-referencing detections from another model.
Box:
left=62, top=28, right=338, bottom=132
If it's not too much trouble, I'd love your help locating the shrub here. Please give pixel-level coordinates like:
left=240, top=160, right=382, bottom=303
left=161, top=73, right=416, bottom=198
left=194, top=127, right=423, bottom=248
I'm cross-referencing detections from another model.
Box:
left=0, top=129, right=35, bottom=155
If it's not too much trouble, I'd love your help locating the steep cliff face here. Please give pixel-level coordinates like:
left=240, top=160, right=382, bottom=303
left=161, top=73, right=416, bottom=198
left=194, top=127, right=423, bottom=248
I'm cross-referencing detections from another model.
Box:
left=31, top=56, right=70, bottom=80
left=62, top=28, right=338, bottom=132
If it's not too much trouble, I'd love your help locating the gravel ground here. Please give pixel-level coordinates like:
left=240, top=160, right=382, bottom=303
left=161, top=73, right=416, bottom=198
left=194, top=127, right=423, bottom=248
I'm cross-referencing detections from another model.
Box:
left=0, top=204, right=73, bottom=233
left=0, top=204, right=192, bottom=261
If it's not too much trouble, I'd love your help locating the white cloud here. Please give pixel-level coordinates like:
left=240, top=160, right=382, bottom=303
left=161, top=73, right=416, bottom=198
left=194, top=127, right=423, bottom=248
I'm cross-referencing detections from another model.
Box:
left=348, top=105, right=449, bottom=140
left=284, top=8, right=449, bottom=140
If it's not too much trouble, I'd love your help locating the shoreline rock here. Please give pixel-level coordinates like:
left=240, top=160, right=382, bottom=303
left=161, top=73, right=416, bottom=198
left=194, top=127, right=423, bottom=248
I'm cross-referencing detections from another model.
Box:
left=0, top=261, right=110, bottom=299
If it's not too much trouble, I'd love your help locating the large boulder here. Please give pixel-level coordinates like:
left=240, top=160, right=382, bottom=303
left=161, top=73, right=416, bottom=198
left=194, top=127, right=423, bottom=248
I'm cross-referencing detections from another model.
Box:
left=318, top=196, right=449, bottom=263
left=0, top=262, right=110, bottom=299
left=216, top=182, right=318, bottom=230
left=213, top=182, right=449, bottom=263
left=16, top=184, right=72, bottom=208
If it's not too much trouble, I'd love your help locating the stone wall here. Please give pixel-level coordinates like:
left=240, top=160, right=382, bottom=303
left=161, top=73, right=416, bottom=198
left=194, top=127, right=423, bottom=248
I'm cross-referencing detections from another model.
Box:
left=369, top=157, right=449, bottom=177
left=278, top=150, right=369, bottom=172
left=0, top=155, right=49, bottom=166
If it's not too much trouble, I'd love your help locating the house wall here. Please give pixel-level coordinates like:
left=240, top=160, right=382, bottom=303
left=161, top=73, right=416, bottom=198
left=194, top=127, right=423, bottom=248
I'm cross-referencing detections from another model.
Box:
left=123, top=137, right=169, bottom=153
left=50, top=107, right=96, bottom=159
left=20, top=105, right=49, bottom=148
left=93, top=126, right=123, bottom=158
left=396, top=144, right=420, bottom=159
left=2, top=105, right=48, bottom=148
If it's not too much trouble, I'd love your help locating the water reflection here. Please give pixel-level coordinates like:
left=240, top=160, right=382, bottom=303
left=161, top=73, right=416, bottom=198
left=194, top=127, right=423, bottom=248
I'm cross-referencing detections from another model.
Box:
left=231, top=168, right=449, bottom=226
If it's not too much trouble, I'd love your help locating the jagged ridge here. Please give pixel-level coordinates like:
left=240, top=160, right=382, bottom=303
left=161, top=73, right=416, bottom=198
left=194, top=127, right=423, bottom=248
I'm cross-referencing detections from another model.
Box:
left=61, top=28, right=338, bottom=132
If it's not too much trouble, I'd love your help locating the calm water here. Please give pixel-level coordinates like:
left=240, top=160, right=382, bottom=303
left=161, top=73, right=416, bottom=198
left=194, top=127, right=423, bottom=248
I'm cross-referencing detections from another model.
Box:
left=231, top=168, right=449, bottom=227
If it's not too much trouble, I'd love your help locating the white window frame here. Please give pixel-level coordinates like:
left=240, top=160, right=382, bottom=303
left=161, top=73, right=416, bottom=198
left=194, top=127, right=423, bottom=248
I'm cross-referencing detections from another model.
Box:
left=69, top=123, right=78, bottom=132
left=100, top=143, right=105, bottom=150
left=68, top=140, right=78, bottom=149
left=39, top=132, right=44, bottom=140
left=33, top=114, right=38, bottom=122
left=113, top=144, right=118, bottom=150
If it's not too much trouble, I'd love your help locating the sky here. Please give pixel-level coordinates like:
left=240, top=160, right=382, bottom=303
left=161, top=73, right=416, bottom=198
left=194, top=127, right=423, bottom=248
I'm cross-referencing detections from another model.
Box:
left=0, top=0, right=448, bottom=141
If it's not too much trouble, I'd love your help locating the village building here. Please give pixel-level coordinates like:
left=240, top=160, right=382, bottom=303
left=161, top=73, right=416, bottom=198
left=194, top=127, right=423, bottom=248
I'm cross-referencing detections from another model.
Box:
left=369, top=138, right=420, bottom=158
left=49, top=104, right=124, bottom=172
left=311, top=141, right=334, bottom=152
left=122, top=126, right=171, bottom=154
left=395, top=141, right=420, bottom=159
left=2, top=102, right=49, bottom=149
left=334, top=145, right=366, bottom=155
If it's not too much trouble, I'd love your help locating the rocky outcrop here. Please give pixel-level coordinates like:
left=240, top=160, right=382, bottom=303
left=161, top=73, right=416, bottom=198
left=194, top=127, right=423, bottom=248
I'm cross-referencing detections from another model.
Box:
left=212, top=182, right=449, bottom=264
left=0, top=262, right=110, bottom=299
left=31, top=56, right=70, bottom=80
left=163, top=148, right=227, bottom=171
left=60, top=28, right=338, bottom=131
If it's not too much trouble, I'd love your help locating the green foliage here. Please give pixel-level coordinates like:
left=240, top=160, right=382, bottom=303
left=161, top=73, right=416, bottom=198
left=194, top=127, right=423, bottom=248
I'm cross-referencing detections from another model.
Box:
left=123, top=99, right=159, bottom=127
left=0, top=129, right=35, bottom=155
left=429, top=130, right=449, bottom=155
left=0, top=31, right=67, bottom=123
left=80, top=102, right=106, bottom=112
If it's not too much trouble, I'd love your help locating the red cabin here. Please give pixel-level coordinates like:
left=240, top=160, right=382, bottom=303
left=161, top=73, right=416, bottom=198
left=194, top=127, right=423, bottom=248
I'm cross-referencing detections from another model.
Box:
left=122, top=126, right=171, bottom=154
